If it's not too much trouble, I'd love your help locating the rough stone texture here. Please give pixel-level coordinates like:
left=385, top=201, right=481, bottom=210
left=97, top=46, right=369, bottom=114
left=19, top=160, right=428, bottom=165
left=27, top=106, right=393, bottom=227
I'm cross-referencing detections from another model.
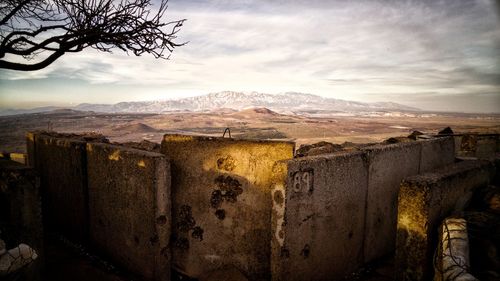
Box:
left=28, top=133, right=89, bottom=243
left=456, top=134, right=500, bottom=160
left=86, top=143, right=171, bottom=281
left=434, top=217, right=478, bottom=281
left=395, top=160, right=494, bottom=281
left=0, top=158, right=43, bottom=281
left=161, top=135, right=294, bottom=281
left=419, top=137, right=455, bottom=173
left=272, top=151, right=369, bottom=281
left=199, top=266, right=249, bottom=281
left=475, top=135, right=499, bottom=160
left=26, top=132, right=36, bottom=168
left=362, top=142, right=422, bottom=262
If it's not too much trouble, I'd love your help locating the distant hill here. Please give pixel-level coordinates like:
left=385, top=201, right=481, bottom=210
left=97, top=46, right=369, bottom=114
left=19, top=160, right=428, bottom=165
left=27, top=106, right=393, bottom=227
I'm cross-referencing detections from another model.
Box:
left=113, top=123, right=157, bottom=133
left=0, top=91, right=420, bottom=116
left=232, top=107, right=280, bottom=118
left=74, top=91, right=419, bottom=113
left=0, top=106, right=63, bottom=116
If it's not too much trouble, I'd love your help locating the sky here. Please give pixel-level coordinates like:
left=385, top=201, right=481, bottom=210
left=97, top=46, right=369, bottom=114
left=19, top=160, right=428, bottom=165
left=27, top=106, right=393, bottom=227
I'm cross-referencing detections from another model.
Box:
left=0, top=0, right=499, bottom=113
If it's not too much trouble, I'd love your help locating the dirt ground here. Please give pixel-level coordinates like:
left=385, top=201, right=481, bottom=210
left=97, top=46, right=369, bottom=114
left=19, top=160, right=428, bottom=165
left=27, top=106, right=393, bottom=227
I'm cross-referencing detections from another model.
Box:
left=1, top=108, right=499, bottom=153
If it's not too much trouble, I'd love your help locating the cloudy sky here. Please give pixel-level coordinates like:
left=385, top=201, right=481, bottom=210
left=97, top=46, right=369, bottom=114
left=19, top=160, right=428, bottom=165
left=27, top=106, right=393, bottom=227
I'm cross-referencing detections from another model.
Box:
left=1, top=0, right=499, bottom=113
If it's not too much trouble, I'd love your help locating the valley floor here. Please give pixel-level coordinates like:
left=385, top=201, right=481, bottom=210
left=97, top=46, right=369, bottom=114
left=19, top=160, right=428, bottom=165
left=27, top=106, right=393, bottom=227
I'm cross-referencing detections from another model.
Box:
left=1, top=109, right=499, bottom=153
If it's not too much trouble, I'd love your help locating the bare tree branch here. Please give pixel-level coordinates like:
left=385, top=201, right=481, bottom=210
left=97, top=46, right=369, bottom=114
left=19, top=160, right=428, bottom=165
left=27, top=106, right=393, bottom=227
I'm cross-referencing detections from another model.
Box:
left=0, top=0, right=186, bottom=71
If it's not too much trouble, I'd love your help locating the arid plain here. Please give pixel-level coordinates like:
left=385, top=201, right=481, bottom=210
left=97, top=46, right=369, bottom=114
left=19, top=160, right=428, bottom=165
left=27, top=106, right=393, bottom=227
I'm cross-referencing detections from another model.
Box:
left=1, top=108, right=499, bottom=154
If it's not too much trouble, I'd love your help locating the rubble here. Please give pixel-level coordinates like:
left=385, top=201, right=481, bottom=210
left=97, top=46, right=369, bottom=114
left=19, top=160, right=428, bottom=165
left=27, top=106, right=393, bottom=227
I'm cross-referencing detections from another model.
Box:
left=0, top=238, right=38, bottom=276
left=438, top=127, right=454, bottom=135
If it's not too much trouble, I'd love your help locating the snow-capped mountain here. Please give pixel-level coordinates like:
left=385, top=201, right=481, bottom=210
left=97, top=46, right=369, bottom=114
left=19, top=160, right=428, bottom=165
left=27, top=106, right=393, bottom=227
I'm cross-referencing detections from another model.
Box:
left=74, top=91, right=419, bottom=113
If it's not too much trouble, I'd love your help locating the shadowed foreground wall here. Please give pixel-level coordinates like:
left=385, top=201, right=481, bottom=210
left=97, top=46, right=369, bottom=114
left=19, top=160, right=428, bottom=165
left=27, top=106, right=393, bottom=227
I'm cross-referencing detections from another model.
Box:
left=161, top=135, right=294, bottom=280
left=27, top=132, right=89, bottom=242
left=0, top=158, right=43, bottom=281
left=87, top=143, right=171, bottom=281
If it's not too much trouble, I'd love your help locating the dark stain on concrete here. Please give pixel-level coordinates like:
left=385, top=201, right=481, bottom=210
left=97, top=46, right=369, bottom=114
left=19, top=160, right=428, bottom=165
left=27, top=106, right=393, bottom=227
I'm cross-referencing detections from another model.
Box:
left=301, top=244, right=310, bottom=258
left=215, top=209, right=226, bottom=220
left=280, top=247, right=290, bottom=258
left=156, top=215, right=167, bottom=225
left=160, top=246, right=169, bottom=258
left=178, top=205, right=196, bottom=232
left=191, top=226, right=204, bottom=241
left=217, top=156, right=236, bottom=171
left=174, top=237, right=189, bottom=250
left=149, top=235, right=159, bottom=245
left=209, top=175, right=244, bottom=219
left=215, top=175, right=243, bottom=202
left=176, top=204, right=204, bottom=246
left=274, top=190, right=284, bottom=205
left=302, top=214, right=314, bottom=223
left=210, top=190, right=223, bottom=209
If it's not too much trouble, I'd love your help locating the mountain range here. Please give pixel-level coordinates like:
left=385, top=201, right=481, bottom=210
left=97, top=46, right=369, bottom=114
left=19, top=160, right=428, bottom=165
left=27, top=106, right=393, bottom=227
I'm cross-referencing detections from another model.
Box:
left=0, top=91, right=419, bottom=116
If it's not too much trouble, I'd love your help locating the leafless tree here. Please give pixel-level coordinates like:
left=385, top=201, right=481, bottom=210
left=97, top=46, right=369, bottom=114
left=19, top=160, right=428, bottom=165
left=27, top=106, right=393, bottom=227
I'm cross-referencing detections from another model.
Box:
left=0, top=0, right=185, bottom=71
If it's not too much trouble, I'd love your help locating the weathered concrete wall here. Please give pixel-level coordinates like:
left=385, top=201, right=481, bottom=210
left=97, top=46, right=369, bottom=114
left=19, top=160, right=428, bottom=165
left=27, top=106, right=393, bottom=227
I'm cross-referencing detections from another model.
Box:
left=86, top=143, right=171, bottom=281
left=475, top=135, right=499, bottom=159
left=361, top=141, right=422, bottom=262
left=419, top=137, right=455, bottom=173
left=161, top=135, right=294, bottom=280
left=0, top=158, right=43, bottom=281
left=395, top=160, right=494, bottom=281
left=29, top=133, right=89, bottom=242
left=272, top=151, right=368, bottom=281
left=26, top=132, right=36, bottom=168
left=456, top=134, right=500, bottom=160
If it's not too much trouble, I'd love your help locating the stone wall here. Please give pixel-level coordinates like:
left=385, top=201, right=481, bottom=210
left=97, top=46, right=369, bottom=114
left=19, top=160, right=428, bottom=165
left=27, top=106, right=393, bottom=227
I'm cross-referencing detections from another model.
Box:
left=273, top=137, right=456, bottom=280
left=455, top=134, right=500, bottom=160
left=161, top=135, right=294, bottom=280
left=87, top=143, right=171, bottom=281
left=22, top=131, right=466, bottom=281
left=27, top=133, right=89, bottom=242
left=272, top=152, right=368, bottom=281
left=0, top=158, right=43, bottom=281
left=26, top=132, right=171, bottom=281
left=361, top=142, right=422, bottom=262
left=395, top=160, right=495, bottom=281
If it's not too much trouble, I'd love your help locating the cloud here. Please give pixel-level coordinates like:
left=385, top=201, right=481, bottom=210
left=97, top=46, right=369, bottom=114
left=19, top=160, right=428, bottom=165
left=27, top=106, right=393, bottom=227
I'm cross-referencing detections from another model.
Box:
left=0, top=0, right=499, bottom=112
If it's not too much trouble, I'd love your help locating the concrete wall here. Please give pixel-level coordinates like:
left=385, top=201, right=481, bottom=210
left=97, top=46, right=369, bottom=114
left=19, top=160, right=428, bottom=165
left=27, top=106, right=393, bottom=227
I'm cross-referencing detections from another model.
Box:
left=419, top=137, right=455, bottom=173
left=395, top=160, right=494, bottom=281
left=28, top=133, right=89, bottom=242
left=23, top=131, right=462, bottom=280
left=0, top=158, right=43, bottom=281
left=272, top=151, right=368, bottom=281
left=86, top=143, right=171, bottom=281
left=272, top=137, right=457, bottom=280
left=161, top=135, right=294, bottom=280
left=455, top=134, right=500, bottom=160
left=361, top=141, right=422, bottom=262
